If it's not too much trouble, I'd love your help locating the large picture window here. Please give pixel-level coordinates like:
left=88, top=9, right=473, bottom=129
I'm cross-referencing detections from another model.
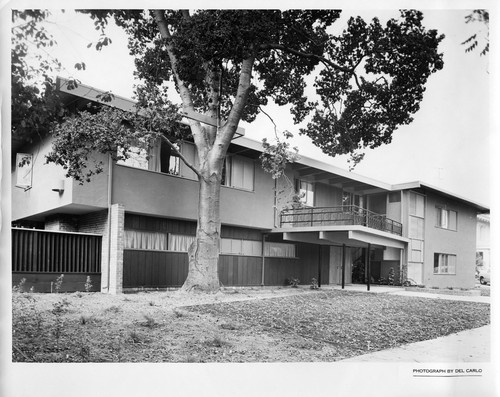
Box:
left=221, top=238, right=262, bottom=256
left=434, top=253, right=457, bottom=274
left=436, top=207, right=457, bottom=231
left=124, top=230, right=168, bottom=250
left=264, top=242, right=296, bottom=258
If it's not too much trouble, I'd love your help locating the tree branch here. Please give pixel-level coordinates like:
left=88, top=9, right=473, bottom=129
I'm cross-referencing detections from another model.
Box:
left=214, top=55, right=255, bottom=157
left=260, top=43, right=353, bottom=73
left=153, top=10, right=209, bottom=154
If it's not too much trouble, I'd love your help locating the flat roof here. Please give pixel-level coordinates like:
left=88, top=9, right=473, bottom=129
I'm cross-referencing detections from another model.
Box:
left=54, top=77, right=490, bottom=213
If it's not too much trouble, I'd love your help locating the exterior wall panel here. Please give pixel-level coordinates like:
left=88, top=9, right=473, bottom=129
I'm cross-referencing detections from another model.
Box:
left=113, top=162, right=275, bottom=229
left=423, top=192, right=477, bottom=289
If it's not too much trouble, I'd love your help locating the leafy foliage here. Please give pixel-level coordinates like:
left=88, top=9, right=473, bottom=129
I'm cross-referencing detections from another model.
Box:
left=260, top=130, right=299, bottom=179
left=76, top=10, right=444, bottom=160
left=11, top=11, right=84, bottom=143
left=462, top=10, right=489, bottom=56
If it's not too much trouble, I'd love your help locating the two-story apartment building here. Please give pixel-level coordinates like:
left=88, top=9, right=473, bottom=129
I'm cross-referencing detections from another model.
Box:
left=11, top=78, right=489, bottom=293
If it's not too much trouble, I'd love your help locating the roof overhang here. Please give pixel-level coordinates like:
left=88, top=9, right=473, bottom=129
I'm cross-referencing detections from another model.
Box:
left=392, top=181, right=489, bottom=213
left=273, top=225, right=409, bottom=249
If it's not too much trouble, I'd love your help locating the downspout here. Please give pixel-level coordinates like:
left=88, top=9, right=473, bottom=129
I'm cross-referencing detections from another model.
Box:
left=273, top=178, right=278, bottom=228
left=400, top=190, right=405, bottom=283
left=366, top=243, right=371, bottom=291
left=106, top=153, right=113, bottom=292
left=261, top=233, right=267, bottom=287
left=342, top=244, right=346, bottom=289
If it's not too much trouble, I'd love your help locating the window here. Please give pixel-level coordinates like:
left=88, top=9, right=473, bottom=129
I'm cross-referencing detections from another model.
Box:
left=436, top=207, right=457, bottom=231
left=168, top=234, right=196, bottom=252
left=221, top=238, right=262, bottom=256
left=124, top=230, right=168, bottom=250
left=342, top=192, right=363, bottom=210
left=409, top=217, right=424, bottom=240
left=16, top=153, right=33, bottom=188
left=117, top=140, right=198, bottom=180
left=388, top=192, right=401, bottom=203
left=410, top=240, right=424, bottom=262
left=117, top=146, right=149, bottom=170
left=223, top=155, right=255, bottom=191
left=297, top=180, right=314, bottom=207
left=149, top=140, right=180, bottom=175
left=264, top=242, right=296, bottom=258
left=409, top=192, right=425, bottom=217
left=434, top=253, right=457, bottom=274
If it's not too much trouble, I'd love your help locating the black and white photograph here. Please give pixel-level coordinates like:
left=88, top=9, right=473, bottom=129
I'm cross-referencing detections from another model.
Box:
left=1, top=1, right=496, bottom=396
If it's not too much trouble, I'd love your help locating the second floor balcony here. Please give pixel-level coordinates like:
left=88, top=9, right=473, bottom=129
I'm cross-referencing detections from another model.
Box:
left=280, top=205, right=403, bottom=236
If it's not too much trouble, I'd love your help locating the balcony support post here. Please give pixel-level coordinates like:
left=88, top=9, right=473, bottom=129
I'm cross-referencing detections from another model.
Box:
left=341, top=244, right=346, bottom=289
left=317, top=245, right=322, bottom=288
left=366, top=243, right=371, bottom=291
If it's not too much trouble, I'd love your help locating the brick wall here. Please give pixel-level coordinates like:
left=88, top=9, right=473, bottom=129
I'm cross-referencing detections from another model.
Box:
left=45, top=214, right=79, bottom=232
left=79, top=210, right=108, bottom=234
left=106, top=204, right=124, bottom=294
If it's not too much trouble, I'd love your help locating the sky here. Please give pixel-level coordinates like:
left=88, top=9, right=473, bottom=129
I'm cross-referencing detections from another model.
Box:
left=8, top=6, right=492, bottom=206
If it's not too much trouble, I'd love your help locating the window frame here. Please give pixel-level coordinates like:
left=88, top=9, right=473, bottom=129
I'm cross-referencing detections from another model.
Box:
left=223, top=154, right=255, bottom=191
left=436, top=206, right=457, bottom=231
left=433, top=253, right=457, bottom=275
left=296, top=179, right=315, bottom=207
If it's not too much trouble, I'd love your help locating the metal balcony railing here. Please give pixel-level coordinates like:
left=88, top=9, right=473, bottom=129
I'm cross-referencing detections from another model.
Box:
left=279, top=205, right=403, bottom=236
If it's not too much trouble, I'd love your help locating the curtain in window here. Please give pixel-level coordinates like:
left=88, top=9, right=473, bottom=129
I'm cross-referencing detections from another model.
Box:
left=168, top=234, right=196, bottom=252
left=148, top=140, right=161, bottom=172
left=221, top=238, right=262, bottom=256
left=410, top=192, right=424, bottom=217
left=225, top=156, right=254, bottom=190
left=124, top=230, right=168, bottom=250
left=179, top=142, right=199, bottom=180
left=264, top=242, right=296, bottom=258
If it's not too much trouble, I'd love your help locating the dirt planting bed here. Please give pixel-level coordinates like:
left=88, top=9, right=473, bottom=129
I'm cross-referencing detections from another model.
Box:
left=12, top=287, right=490, bottom=363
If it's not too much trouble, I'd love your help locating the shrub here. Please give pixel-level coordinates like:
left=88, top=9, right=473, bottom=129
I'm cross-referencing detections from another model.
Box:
left=51, top=298, right=71, bottom=344
left=143, top=314, right=156, bottom=328
left=84, top=276, right=93, bottom=293
left=80, top=315, right=93, bottom=325
left=129, top=331, right=142, bottom=344
left=104, top=305, right=122, bottom=314
left=387, top=267, right=395, bottom=286
left=53, top=274, right=64, bottom=293
left=13, top=278, right=27, bottom=293
left=310, top=278, right=319, bottom=290
left=203, top=336, right=227, bottom=348
left=288, top=277, right=300, bottom=288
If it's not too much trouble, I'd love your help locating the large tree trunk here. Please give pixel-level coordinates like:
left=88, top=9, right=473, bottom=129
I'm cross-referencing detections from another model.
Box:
left=181, top=169, right=222, bottom=292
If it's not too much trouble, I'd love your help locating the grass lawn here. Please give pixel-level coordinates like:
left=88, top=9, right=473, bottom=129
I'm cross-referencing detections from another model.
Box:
left=12, top=289, right=490, bottom=363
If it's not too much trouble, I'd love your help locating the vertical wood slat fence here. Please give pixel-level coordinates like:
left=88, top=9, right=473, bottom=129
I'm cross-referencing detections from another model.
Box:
left=12, top=228, right=102, bottom=273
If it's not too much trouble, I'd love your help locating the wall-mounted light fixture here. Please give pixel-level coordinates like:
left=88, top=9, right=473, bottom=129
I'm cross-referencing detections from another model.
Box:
left=51, top=180, right=65, bottom=193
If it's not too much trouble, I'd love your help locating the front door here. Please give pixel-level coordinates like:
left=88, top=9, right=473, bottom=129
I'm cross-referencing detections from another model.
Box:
left=329, top=246, right=352, bottom=285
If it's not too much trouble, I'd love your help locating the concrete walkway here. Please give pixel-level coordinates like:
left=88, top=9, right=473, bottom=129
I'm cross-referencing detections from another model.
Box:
left=333, top=285, right=491, bottom=362
left=341, top=325, right=490, bottom=362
